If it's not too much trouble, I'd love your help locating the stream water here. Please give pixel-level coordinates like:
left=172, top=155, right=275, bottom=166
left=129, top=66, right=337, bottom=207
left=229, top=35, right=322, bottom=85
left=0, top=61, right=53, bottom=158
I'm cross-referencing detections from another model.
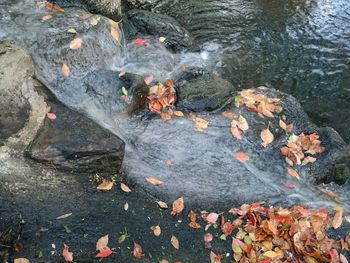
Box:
left=1, top=0, right=350, bottom=211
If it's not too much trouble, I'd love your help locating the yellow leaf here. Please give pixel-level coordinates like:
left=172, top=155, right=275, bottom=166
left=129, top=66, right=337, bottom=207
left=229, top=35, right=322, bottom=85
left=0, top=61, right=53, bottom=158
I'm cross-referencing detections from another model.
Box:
left=120, top=183, right=132, bottom=193
left=170, top=235, right=179, bottom=249
left=261, top=128, right=274, bottom=147
left=160, top=112, right=172, bottom=121
left=97, top=180, right=114, bottom=191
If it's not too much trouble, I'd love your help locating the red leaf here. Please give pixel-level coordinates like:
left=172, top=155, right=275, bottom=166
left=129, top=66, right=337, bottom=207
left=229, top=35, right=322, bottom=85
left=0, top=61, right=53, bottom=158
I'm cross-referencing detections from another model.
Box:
left=96, top=247, right=112, bottom=258
left=133, top=38, right=148, bottom=47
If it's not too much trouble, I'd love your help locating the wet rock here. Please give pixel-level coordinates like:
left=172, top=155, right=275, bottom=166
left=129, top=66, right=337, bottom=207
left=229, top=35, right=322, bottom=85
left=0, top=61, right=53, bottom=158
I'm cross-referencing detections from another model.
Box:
left=123, top=9, right=195, bottom=52
left=175, top=67, right=234, bottom=112
left=27, top=102, right=125, bottom=173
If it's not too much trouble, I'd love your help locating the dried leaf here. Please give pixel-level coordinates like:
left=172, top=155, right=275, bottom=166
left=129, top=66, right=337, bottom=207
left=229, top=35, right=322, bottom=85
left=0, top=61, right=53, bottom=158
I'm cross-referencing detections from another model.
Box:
left=279, top=119, right=287, bottom=130
left=206, top=213, right=219, bottom=224
left=173, top=110, right=184, bottom=117
left=222, top=111, right=237, bottom=120
left=96, top=235, right=109, bottom=251
left=210, top=251, right=223, bottom=263
left=97, top=180, right=114, bottom=191
left=160, top=112, right=172, bottom=121
left=231, top=126, right=243, bottom=140
left=233, top=151, right=250, bottom=163
left=152, top=225, right=161, bottom=236
left=261, top=128, right=274, bottom=147
left=45, top=2, right=64, bottom=12
left=90, top=16, right=100, bottom=26
left=120, top=183, right=132, bottom=193
left=14, top=259, right=30, bottom=263
left=96, top=247, right=112, bottom=258
left=146, top=176, right=163, bottom=186
left=164, top=159, right=172, bottom=166
left=62, top=244, right=73, bottom=262
left=133, top=38, right=148, bottom=47
left=332, top=206, right=343, bottom=229
left=159, top=36, right=166, bottom=43
left=193, top=117, right=209, bottom=131
left=171, top=235, right=179, bottom=249
left=56, top=213, right=72, bottom=220
left=144, top=75, right=154, bottom=85
left=133, top=242, right=144, bottom=259
left=157, top=201, right=168, bottom=209
left=110, top=20, right=121, bottom=45
left=47, top=112, right=57, bottom=120
left=42, top=14, right=53, bottom=21
left=340, top=254, right=348, bottom=263
left=287, top=167, right=300, bottom=180
left=171, top=197, right=184, bottom=216
left=238, top=115, right=249, bottom=131
left=69, top=38, right=83, bottom=50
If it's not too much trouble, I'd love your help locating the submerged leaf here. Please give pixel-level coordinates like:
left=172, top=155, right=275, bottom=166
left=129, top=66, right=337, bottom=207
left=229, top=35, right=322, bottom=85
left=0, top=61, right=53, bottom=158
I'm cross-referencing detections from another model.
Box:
left=96, top=247, right=112, bottom=258
left=171, top=235, right=180, bottom=249
left=261, top=128, right=274, bottom=147
left=62, top=244, right=73, bottom=262
left=97, top=180, right=114, bottom=191
left=146, top=176, right=163, bottom=186
left=233, top=151, right=250, bottom=163
left=120, top=183, right=132, bottom=193
left=287, top=167, right=300, bottom=180
left=133, top=242, right=144, bottom=259
left=96, top=235, right=109, bottom=251
left=171, top=197, right=184, bottom=216
left=332, top=206, right=343, bottom=229
left=69, top=38, right=83, bottom=50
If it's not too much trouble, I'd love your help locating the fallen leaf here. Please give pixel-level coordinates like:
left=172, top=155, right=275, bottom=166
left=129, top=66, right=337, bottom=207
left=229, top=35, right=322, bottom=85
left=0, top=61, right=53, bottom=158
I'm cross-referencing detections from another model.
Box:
left=171, top=197, right=184, bottom=216
left=47, top=112, right=57, bottom=120
left=14, top=241, right=23, bottom=252
left=279, top=119, right=287, bottom=130
left=261, top=128, right=274, bottom=147
left=222, top=111, right=237, bottom=120
left=56, top=213, right=72, bottom=220
left=283, top=182, right=296, bottom=189
left=110, top=20, right=121, bottom=45
left=124, top=202, right=129, bottom=211
left=171, top=235, right=179, bottom=249
left=133, top=242, right=144, bottom=259
left=45, top=2, right=64, bottom=12
left=69, top=38, right=83, bottom=50
left=133, top=38, right=148, bottom=47
left=96, top=235, right=109, bottom=251
left=118, top=71, right=126, bottom=78
left=90, top=16, right=100, bottom=26
left=340, top=254, right=348, bottom=263
left=159, top=260, right=169, bottom=263
left=96, top=247, right=112, bottom=258
left=62, top=244, right=73, bottom=262
left=97, top=180, right=114, bottom=191
left=204, top=233, right=213, bottom=248
left=238, top=115, right=249, bottom=131
left=42, top=14, right=53, bottom=21
left=193, top=116, right=209, bottom=131
left=164, top=159, right=172, bottom=166
left=120, top=183, right=132, bottom=193
left=159, top=36, right=166, bottom=43
left=14, top=259, right=30, bottom=263
left=146, top=176, right=163, bottom=186
left=61, top=63, right=70, bottom=77
left=157, top=201, right=168, bottom=209
left=287, top=167, right=300, bottom=180
left=231, top=125, right=243, bottom=140
left=206, top=213, right=219, bottom=224
left=160, top=112, right=172, bottom=121
left=173, top=110, right=184, bottom=117
left=152, top=225, right=161, bottom=236
left=210, top=251, right=223, bottom=263
left=332, top=206, right=343, bottom=229
left=233, top=151, right=249, bottom=163
left=67, top=28, right=77, bottom=34
left=144, top=75, right=154, bottom=85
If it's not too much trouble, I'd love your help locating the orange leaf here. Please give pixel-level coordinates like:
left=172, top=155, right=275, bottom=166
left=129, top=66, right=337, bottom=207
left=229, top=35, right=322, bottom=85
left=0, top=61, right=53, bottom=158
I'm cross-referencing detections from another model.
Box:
left=62, top=244, right=74, bottom=262
left=332, top=207, right=343, bottom=229
left=170, top=235, right=179, bottom=249
left=222, top=111, right=237, bottom=120
left=231, top=126, right=243, bottom=140
left=45, top=2, right=64, bottom=12
left=133, top=38, right=148, bottom=47
left=47, top=112, right=57, bottom=120
left=96, top=247, right=112, bottom=258
left=173, top=110, right=184, bottom=117
left=120, top=183, right=132, bottom=193
left=146, top=176, right=163, bottom=186
left=279, top=119, right=287, bottom=130
left=69, top=38, right=83, bottom=50
left=133, top=242, right=144, bottom=259
left=152, top=225, right=161, bottom=236
left=171, top=197, right=184, bottom=216
left=61, top=63, right=70, bottom=77
left=97, top=180, right=114, bottom=191
left=287, top=167, right=300, bottom=180
left=233, top=151, right=249, bottom=163
left=261, top=128, right=274, bottom=147
left=160, top=112, right=172, bottom=121
left=157, top=201, right=168, bottom=209
left=164, top=159, right=172, bottom=166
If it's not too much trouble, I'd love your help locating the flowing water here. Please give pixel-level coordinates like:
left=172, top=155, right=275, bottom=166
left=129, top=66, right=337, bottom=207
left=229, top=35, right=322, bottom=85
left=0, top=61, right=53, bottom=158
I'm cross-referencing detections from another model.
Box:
left=1, top=0, right=350, bottom=211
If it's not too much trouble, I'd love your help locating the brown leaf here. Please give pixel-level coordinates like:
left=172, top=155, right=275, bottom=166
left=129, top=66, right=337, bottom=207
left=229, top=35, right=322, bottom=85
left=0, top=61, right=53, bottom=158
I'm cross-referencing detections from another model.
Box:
left=156, top=201, right=168, bottom=209
left=261, top=128, right=274, bottom=147
left=61, top=63, right=70, bottom=77
left=233, top=151, right=249, bottom=163
left=13, top=241, right=24, bottom=252
left=96, top=235, right=109, bottom=251
left=332, top=206, right=343, bottom=229
left=222, top=111, right=237, bottom=120
left=171, top=235, right=179, bottom=249
left=171, top=197, right=184, bottom=216
left=69, top=38, right=83, bottom=50
left=160, top=112, right=172, bottom=121
left=173, top=110, right=184, bottom=117
left=110, top=19, right=121, bottom=45
left=45, top=2, right=64, bottom=12
left=287, top=167, right=300, bottom=180
left=120, top=183, right=132, bottom=193
left=133, top=242, right=144, bottom=259
left=152, top=225, right=161, bottom=236
left=193, top=117, right=209, bottom=131
left=97, top=180, right=114, bottom=191
left=188, top=210, right=201, bottom=229
left=62, top=244, right=74, bottom=262
left=146, top=176, right=163, bottom=186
